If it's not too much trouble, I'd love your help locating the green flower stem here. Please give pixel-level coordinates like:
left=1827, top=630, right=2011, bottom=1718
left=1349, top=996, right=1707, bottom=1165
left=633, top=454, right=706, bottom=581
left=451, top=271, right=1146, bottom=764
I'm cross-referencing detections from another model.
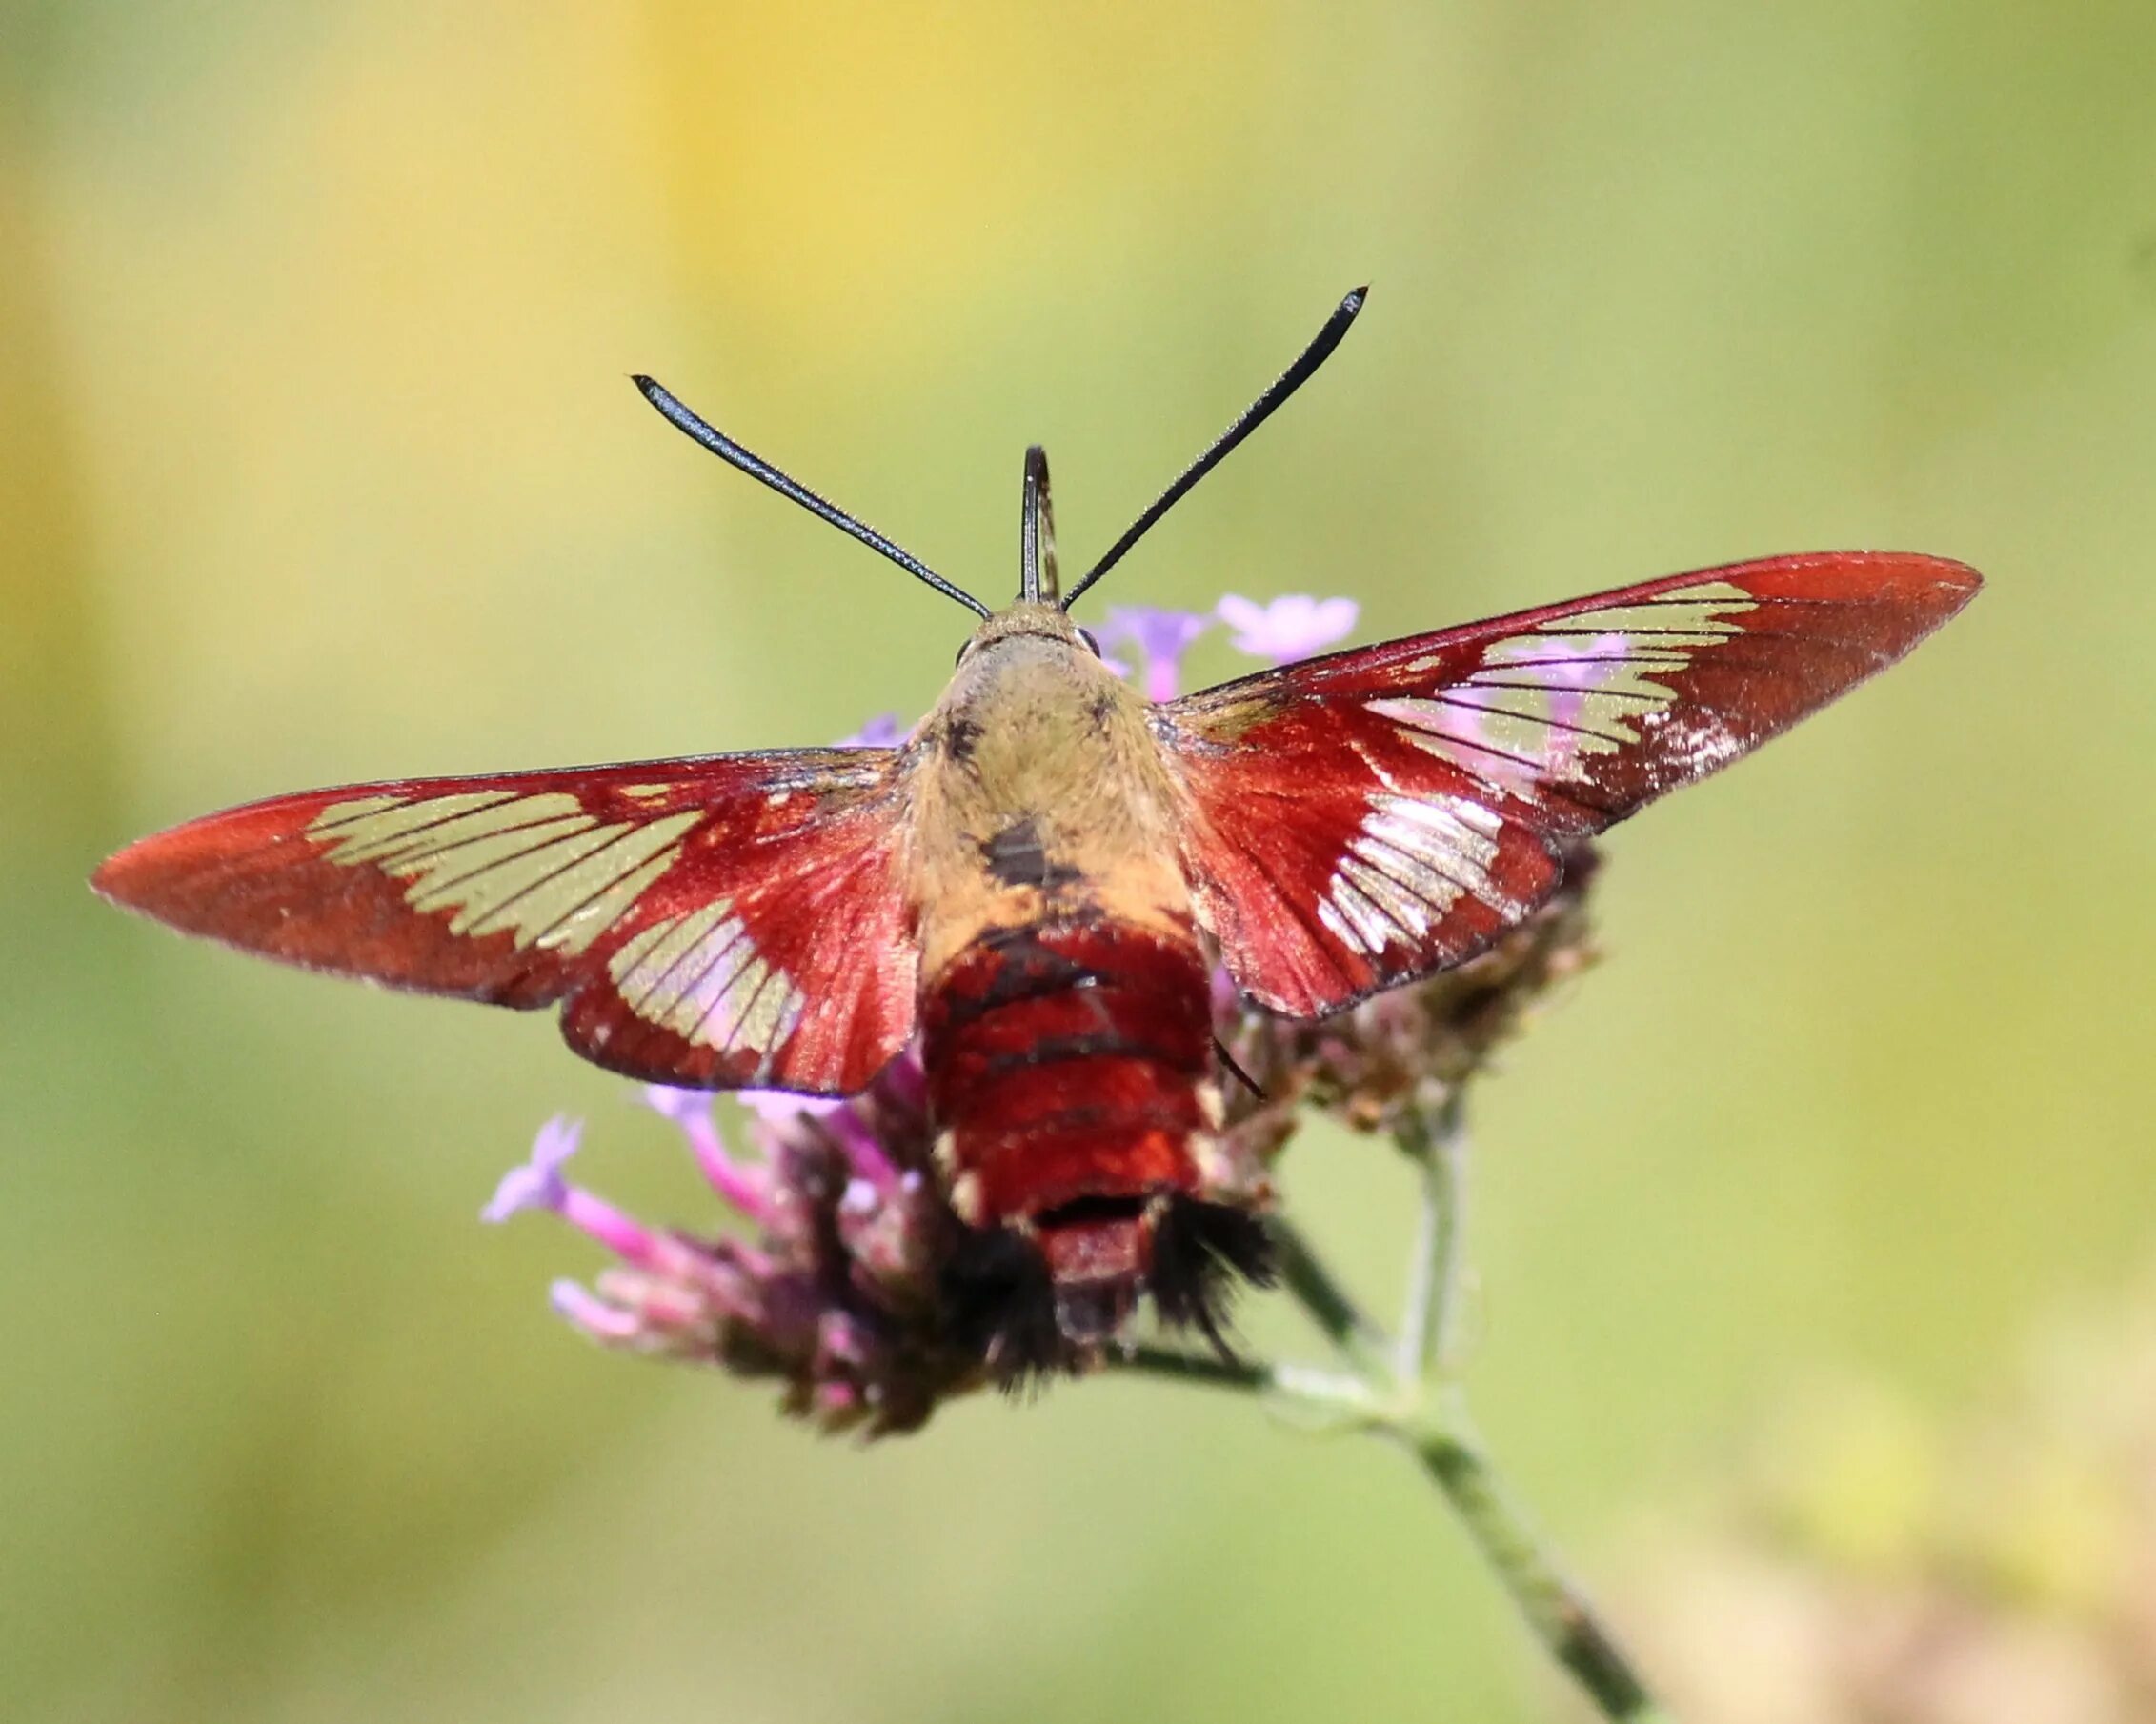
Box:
left=1269, top=1214, right=1396, bottom=1384
left=1113, top=1100, right=1672, bottom=1724
left=1392, top=1401, right=1667, bottom=1721
left=1116, top=1342, right=1270, bottom=1392
left=1395, top=1094, right=1467, bottom=1383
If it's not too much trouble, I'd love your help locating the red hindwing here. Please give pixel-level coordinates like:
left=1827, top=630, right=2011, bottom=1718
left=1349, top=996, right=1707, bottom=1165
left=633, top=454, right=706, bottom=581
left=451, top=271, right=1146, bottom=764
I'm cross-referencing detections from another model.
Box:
left=1156, top=551, right=1981, bottom=1017
left=93, top=748, right=919, bottom=1093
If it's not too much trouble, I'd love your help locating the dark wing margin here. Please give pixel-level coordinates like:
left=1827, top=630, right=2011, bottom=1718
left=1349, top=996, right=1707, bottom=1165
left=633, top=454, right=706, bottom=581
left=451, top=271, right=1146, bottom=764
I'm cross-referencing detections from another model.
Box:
left=92, top=747, right=920, bottom=1093
left=1154, top=551, right=1981, bottom=1018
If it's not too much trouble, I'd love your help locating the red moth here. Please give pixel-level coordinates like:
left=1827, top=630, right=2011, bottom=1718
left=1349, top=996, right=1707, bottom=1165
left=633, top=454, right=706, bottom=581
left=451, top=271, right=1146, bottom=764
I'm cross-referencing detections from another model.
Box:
left=93, top=289, right=1979, bottom=1370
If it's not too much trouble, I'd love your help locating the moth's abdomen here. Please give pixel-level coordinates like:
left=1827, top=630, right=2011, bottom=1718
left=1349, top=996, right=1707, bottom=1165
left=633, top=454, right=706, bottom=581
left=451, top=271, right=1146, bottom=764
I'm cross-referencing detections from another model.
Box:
left=926, top=920, right=1212, bottom=1210
left=925, top=919, right=1212, bottom=1216
left=921, top=917, right=1229, bottom=1356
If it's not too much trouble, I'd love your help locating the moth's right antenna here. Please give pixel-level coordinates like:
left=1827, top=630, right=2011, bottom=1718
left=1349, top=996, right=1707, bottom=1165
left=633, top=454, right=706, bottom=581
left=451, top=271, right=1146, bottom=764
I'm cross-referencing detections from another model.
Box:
left=1062, top=285, right=1369, bottom=611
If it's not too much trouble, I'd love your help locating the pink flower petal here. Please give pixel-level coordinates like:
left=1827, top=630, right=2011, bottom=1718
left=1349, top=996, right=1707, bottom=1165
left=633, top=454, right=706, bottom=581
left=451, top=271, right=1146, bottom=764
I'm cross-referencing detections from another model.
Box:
left=1217, top=593, right=1359, bottom=663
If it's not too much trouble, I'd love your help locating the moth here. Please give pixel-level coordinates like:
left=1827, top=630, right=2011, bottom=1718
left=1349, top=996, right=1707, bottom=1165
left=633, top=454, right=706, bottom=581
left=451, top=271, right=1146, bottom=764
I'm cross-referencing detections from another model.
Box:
left=94, top=288, right=1980, bottom=1369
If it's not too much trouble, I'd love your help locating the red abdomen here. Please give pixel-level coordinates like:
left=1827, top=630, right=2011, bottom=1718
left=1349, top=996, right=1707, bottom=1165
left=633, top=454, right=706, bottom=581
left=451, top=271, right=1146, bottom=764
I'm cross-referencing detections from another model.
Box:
left=920, top=916, right=1220, bottom=1353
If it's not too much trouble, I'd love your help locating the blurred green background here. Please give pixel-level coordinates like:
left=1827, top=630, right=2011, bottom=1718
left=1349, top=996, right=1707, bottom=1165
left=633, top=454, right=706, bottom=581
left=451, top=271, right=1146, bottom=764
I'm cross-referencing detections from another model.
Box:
left=7, top=4, right=2154, bottom=1720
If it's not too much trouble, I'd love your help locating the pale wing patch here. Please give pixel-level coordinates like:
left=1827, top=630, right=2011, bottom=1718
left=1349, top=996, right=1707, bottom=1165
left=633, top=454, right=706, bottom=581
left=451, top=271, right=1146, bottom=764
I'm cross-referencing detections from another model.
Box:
left=1318, top=583, right=1754, bottom=958
left=308, top=792, right=701, bottom=957
left=606, top=901, right=805, bottom=1070
left=1380, top=580, right=1760, bottom=799
left=1320, top=793, right=1513, bottom=958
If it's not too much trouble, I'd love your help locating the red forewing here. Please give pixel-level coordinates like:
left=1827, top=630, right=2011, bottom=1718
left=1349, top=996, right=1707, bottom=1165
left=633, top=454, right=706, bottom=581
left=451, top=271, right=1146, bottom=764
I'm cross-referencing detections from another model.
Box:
left=92, top=748, right=919, bottom=1093
left=1156, top=552, right=1981, bottom=1018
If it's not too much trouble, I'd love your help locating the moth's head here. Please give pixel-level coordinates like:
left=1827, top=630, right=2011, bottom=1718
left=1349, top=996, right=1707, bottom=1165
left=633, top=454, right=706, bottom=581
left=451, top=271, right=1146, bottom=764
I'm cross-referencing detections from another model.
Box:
left=956, top=600, right=1102, bottom=667
left=945, top=445, right=1106, bottom=665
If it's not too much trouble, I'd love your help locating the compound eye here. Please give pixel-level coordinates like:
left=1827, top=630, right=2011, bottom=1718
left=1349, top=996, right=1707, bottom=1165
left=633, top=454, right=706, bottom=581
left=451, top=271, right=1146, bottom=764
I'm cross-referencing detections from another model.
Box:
left=1077, top=628, right=1102, bottom=658
left=954, top=638, right=975, bottom=668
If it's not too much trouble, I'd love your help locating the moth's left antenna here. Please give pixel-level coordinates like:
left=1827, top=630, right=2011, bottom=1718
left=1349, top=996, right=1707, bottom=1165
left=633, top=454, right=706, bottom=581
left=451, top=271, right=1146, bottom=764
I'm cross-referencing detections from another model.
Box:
left=633, top=375, right=993, bottom=619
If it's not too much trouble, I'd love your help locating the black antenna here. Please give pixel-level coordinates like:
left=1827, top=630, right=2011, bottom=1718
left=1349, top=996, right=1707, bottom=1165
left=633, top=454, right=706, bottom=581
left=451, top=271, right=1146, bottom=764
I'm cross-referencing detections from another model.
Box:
left=1061, top=285, right=1369, bottom=611
left=632, top=375, right=992, bottom=620
left=1019, top=445, right=1059, bottom=603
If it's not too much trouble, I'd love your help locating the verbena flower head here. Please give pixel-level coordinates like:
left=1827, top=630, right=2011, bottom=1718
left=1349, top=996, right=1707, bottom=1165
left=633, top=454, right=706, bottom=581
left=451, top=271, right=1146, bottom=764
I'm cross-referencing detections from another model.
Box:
left=487, top=1047, right=975, bottom=1435
left=485, top=591, right=1601, bottom=1436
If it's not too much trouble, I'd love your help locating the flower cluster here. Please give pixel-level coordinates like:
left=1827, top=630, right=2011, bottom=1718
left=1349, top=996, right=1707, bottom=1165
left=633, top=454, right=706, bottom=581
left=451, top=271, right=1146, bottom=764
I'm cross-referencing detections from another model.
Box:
left=484, top=592, right=1600, bottom=1435
left=487, top=1050, right=978, bottom=1434
left=1617, top=1273, right=2156, bottom=1722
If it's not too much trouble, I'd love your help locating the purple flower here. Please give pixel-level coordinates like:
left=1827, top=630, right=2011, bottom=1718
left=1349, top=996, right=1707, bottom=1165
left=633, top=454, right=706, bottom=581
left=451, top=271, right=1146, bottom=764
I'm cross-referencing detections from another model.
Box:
left=736, top=1087, right=846, bottom=1123
left=1541, top=631, right=1628, bottom=734
left=1217, top=593, right=1359, bottom=663
left=1439, top=630, right=1630, bottom=783
left=737, top=1084, right=898, bottom=1189
left=483, top=1115, right=713, bottom=1282
left=838, top=712, right=908, bottom=749
left=490, top=1046, right=981, bottom=1434
left=480, top=1113, right=580, bottom=1223
left=1094, top=605, right=1213, bottom=702
left=549, top=1277, right=644, bottom=1342
left=639, top=1087, right=773, bottom=1220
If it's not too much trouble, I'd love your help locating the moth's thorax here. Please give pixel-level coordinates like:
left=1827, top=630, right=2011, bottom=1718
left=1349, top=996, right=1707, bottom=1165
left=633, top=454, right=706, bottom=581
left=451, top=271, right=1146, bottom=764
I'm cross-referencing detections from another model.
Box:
left=906, top=607, right=1192, bottom=980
